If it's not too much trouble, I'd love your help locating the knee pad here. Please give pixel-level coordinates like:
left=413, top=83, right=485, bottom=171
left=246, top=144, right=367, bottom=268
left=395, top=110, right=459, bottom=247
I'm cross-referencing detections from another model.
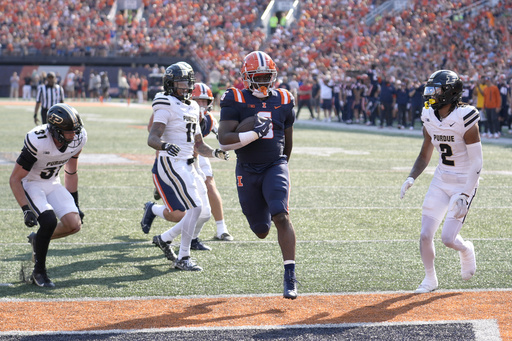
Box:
left=37, top=210, right=58, bottom=239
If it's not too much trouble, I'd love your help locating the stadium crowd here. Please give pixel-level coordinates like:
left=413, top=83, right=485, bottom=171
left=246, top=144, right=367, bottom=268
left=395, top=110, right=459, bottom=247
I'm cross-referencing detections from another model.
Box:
left=2, top=0, right=512, bottom=134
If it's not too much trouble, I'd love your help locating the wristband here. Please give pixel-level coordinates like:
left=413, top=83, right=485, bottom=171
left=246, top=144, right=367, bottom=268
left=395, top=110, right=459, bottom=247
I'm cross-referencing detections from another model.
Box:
left=239, top=131, right=259, bottom=146
left=22, top=205, right=30, bottom=212
left=161, top=143, right=168, bottom=150
left=70, top=191, right=79, bottom=206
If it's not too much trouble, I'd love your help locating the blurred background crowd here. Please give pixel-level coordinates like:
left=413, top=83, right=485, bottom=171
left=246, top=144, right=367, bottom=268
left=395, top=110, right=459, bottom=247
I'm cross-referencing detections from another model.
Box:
left=2, top=0, right=512, bottom=135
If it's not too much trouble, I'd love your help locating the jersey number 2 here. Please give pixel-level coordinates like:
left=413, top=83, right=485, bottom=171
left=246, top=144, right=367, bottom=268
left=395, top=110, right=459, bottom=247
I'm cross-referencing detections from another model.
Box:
left=440, top=143, right=455, bottom=166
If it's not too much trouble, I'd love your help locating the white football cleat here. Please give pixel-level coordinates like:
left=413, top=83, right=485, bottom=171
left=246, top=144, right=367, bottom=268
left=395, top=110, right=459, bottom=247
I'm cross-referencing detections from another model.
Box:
left=415, top=278, right=438, bottom=293
left=460, top=241, right=476, bottom=280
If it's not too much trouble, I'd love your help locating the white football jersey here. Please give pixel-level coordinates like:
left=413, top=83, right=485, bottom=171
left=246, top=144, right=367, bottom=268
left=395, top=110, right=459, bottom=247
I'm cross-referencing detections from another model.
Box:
left=22, top=125, right=88, bottom=183
left=152, top=93, right=201, bottom=159
left=421, top=104, right=480, bottom=174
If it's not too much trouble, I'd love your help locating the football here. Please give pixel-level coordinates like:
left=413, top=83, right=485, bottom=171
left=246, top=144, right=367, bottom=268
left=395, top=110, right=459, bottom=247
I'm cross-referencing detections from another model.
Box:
left=235, top=116, right=257, bottom=133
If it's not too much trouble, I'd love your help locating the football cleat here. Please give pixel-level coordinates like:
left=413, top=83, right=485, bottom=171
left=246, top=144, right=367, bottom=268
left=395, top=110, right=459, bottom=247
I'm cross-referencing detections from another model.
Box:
left=174, top=256, right=202, bottom=271
left=414, top=277, right=438, bottom=293
left=27, top=232, right=37, bottom=263
left=31, top=269, right=55, bottom=288
left=283, top=269, right=298, bottom=299
left=152, top=235, right=177, bottom=261
left=190, top=238, right=211, bottom=251
left=214, top=233, right=234, bottom=241
left=141, top=202, right=156, bottom=234
left=460, top=241, right=476, bottom=280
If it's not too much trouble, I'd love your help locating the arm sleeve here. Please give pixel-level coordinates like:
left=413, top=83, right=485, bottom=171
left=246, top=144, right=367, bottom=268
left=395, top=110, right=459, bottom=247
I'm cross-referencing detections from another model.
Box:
left=16, top=147, right=37, bottom=171
left=462, top=142, right=483, bottom=195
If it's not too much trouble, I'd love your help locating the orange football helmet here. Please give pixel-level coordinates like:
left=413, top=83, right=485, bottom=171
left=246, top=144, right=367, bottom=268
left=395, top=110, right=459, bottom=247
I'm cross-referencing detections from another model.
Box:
left=240, top=51, right=277, bottom=97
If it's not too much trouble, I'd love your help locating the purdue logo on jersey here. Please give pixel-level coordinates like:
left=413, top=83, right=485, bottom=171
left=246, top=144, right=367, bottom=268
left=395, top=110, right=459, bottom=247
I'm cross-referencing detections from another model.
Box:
left=183, top=114, right=197, bottom=124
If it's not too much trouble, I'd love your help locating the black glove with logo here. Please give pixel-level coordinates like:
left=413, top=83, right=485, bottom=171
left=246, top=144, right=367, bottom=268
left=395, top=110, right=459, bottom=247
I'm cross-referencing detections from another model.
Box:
left=22, top=205, right=37, bottom=227
left=70, top=191, right=84, bottom=224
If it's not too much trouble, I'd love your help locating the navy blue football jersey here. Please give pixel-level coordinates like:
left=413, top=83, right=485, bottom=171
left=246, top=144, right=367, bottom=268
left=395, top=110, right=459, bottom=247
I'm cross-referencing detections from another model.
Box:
left=220, top=87, right=295, bottom=164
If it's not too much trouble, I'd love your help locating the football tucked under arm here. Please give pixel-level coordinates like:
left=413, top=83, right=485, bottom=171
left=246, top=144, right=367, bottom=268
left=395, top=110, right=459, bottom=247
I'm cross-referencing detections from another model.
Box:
left=219, top=116, right=266, bottom=151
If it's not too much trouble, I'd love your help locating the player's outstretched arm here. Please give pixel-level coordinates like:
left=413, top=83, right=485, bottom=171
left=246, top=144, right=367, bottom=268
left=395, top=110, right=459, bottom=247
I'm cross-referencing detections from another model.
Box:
left=194, top=134, right=229, bottom=160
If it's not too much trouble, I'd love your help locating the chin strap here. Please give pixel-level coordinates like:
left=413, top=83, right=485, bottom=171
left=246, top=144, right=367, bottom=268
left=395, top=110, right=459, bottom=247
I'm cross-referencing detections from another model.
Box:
left=252, top=87, right=269, bottom=98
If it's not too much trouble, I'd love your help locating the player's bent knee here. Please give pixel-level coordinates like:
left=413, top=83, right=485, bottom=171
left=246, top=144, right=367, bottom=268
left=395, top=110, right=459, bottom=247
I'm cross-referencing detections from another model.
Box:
left=419, top=232, right=433, bottom=244
left=251, top=223, right=271, bottom=238
left=441, top=235, right=457, bottom=248
left=255, top=231, right=269, bottom=239
left=61, top=212, right=82, bottom=235
left=272, top=212, right=290, bottom=227
left=38, top=210, right=58, bottom=230
left=164, top=209, right=185, bottom=222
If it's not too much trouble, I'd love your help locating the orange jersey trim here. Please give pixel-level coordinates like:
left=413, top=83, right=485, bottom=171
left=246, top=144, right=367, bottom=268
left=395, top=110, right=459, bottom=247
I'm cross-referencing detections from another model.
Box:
left=231, top=87, right=246, bottom=103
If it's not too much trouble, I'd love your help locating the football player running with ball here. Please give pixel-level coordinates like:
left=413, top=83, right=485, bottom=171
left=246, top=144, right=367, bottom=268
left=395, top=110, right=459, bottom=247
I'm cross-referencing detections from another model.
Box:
left=144, top=62, right=228, bottom=271
left=10, top=103, right=87, bottom=287
left=217, top=51, right=299, bottom=299
left=400, top=70, right=481, bottom=293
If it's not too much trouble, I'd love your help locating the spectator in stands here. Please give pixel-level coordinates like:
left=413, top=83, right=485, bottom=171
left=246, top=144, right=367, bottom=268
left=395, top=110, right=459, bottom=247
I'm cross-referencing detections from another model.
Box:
left=269, top=13, right=279, bottom=35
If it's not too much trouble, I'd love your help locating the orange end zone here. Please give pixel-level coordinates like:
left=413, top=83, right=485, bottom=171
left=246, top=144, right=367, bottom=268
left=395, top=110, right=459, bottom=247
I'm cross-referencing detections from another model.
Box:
left=0, top=291, right=511, bottom=339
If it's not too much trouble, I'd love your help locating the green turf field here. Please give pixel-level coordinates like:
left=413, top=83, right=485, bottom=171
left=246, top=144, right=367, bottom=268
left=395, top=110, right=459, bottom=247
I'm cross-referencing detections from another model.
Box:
left=0, top=100, right=511, bottom=299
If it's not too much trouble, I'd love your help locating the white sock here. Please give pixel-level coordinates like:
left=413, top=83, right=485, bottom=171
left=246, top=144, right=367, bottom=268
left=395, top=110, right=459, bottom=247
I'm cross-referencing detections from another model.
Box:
left=161, top=221, right=183, bottom=243
left=177, top=206, right=201, bottom=260
left=193, top=214, right=211, bottom=239
left=424, top=267, right=437, bottom=282
left=152, top=204, right=166, bottom=219
left=216, top=220, right=228, bottom=236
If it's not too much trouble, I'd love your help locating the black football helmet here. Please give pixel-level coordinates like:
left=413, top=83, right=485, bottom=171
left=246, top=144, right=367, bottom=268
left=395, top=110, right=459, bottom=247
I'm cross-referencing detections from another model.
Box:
left=423, top=70, right=463, bottom=110
left=163, top=62, right=195, bottom=101
left=47, top=103, right=84, bottom=148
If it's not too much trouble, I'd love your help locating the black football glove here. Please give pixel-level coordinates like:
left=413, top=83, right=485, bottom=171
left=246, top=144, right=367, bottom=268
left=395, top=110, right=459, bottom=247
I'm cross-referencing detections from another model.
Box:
left=162, top=143, right=181, bottom=157
left=213, top=149, right=229, bottom=160
left=22, top=205, right=37, bottom=227
left=253, top=116, right=271, bottom=138
left=70, top=191, right=84, bottom=224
